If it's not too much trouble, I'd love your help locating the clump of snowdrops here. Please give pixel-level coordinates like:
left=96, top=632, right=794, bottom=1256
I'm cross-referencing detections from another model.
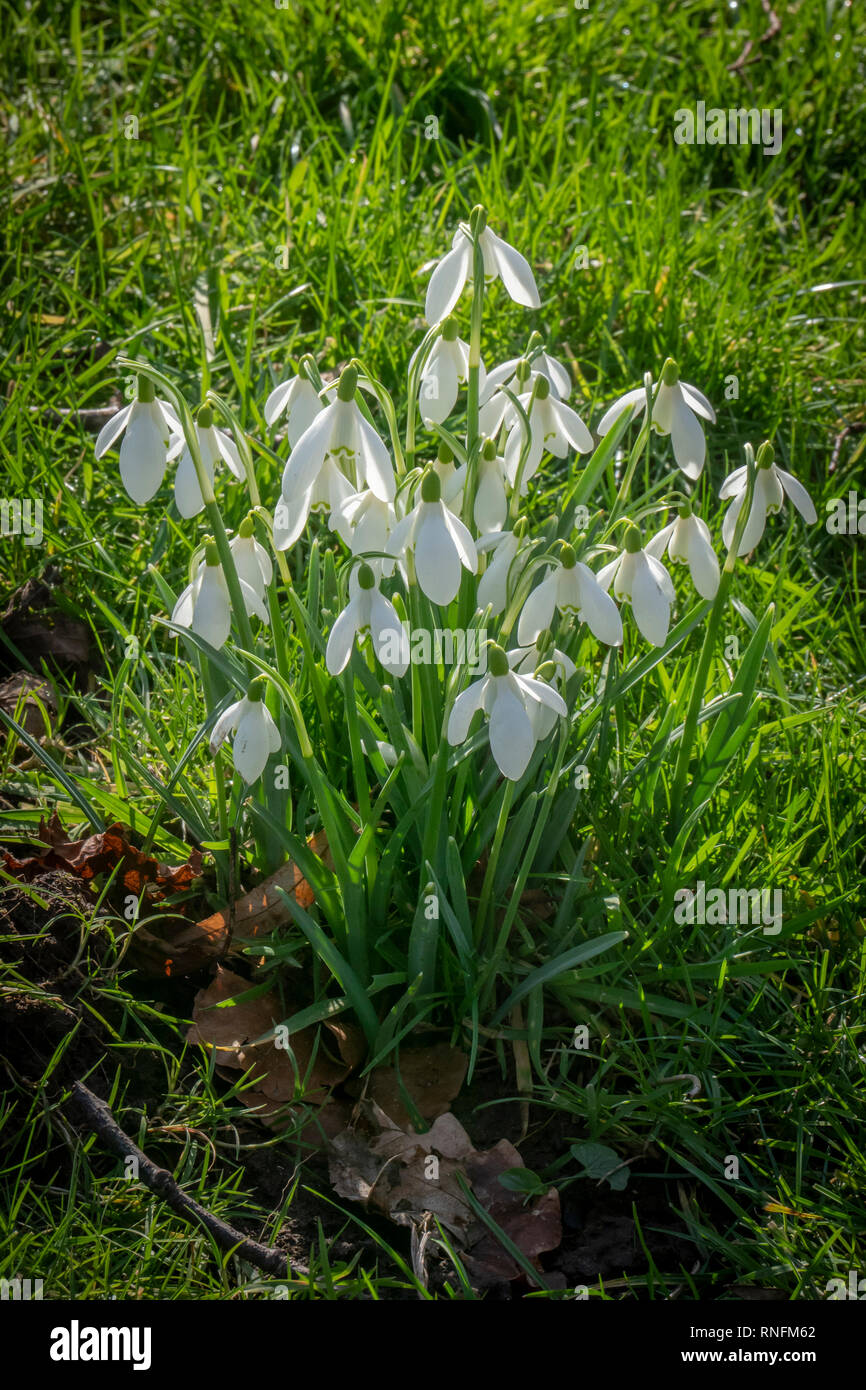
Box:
left=98, top=206, right=816, bottom=1043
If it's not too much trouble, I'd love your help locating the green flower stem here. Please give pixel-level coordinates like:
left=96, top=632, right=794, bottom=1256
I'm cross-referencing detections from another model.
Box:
left=507, top=380, right=541, bottom=523
left=464, top=229, right=486, bottom=490
left=474, top=778, right=516, bottom=950
left=669, top=445, right=759, bottom=815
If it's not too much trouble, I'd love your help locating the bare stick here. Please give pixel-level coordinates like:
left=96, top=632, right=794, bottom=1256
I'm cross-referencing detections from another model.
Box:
left=68, top=1081, right=308, bottom=1281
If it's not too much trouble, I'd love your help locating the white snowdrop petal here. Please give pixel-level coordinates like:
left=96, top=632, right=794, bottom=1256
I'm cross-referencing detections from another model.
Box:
left=264, top=379, right=295, bottom=427
left=777, top=468, right=817, bottom=525
left=669, top=392, right=706, bottom=479
left=489, top=684, right=536, bottom=780
left=273, top=491, right=311, bottom=551
left=232, top=707, right=271, bottom=783
left=192, top=571, right=231, bottom=649
left=686, top=526, right=721, bottom=599
left=646, top=554, right=676, bottom=604
left=517, top=572, right=557, bottom=646
left=94, top=402, right=134, bottom=459
left=645, top=521, right=676, bottom=561
left=174, top=447, right=209, bottom=518
left=680, top=381, right=716, bottom=423
left=239, top=577, right=270, bottom=624
left=447, top=679, right=488, bottom=744
left=281, top=404, right=336, bottom=499
left=484, top=230, right=541, bottom=309
left=425, top=241, right=471, bottom=324
left=118, top=408, right=168, bottom=504
left=630, top=555, right=670, bottom=646
left=596, top=387, right=646, bottom=438
left=441, top=506, right=478, bottom=573
left=326, top=599, right=361, bottom=675
left=415, top=507, right=462, bottom=605
left=356, top=413, right=396, bottom=502
left=210, top=698, right=244, bottom=753
left=719, top=464, right=748, bottom=500
left=171, top=579, right=197, bottom=630
left=514, top=673, right=567, bottom=716
left=213, top=428, right=245, bottom=481
left=574, top=563, right=624, bottom=645
left=552, top=399, right=594, bottom=454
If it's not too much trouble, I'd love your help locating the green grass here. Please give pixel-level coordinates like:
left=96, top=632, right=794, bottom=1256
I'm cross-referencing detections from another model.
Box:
left=1, top=0, right=865, bottom=1300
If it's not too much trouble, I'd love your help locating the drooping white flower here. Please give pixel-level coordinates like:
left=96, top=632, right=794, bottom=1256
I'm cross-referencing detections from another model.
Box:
left=387, top=468, right=477, bottom=605
left=165, top=406, right=245, bottom=518
left=447, top=643, right=566, bottom=781
left=518, top=545, right=623, bottom=647
left=229, top=519, right=273, bottom=600
left=596, top=526, right=675, bottom=647
left=504, top=377, right=593, bottom=491
left=326, top=563, right=409, bottom=678
left=172, top=544, right=269, bottom=650
left=275, top=367, right=395, bottom=550
left=264, top=371, right=324, bottom=445
left=596, top=360, right=715, bottom=480
left=331, top=488, right=398, bottom=574
left=479, top=351, right=570, bottom=436
left=210, top=682, right=281, bottom=784
left=508, top=633, right=576, bottom=739
left=474, top=439, right=509, bottom=535
left=645, top=506, right=720, bottom=599
left=720, top=445, right=817, bottom=556
left=95, top=376, right=180, bottom=505
left=425, top=210, right=540, bottom=325
left=412, top=317, right=484, bottom=425
left=475, top=527, right=530, bottom=616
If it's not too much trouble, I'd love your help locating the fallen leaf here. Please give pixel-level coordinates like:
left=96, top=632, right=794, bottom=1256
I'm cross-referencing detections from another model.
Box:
left=130, top=832, right=331, bottom=977
left=327, top=1100, right=561, bottom=1285
left=187, top=966, right=362, bottom=1121
left=1, top=575, right=90, bottom=680
left=348, top=1043, right=468, bottom=1129
left=2, top=813, right=201, bottom=896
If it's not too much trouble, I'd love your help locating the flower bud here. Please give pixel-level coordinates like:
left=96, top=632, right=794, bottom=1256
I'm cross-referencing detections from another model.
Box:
left=442, top=316, right=459, bottom=342
left=624, top=525, right=642, bottom=554
left=420, top=468, right=441, bottom=503
left=487, top=643, right=509, bottom=677
left=337, top=366, right=358, bottom=402
left=137, top=375, right=156, bottom=404
left=197, top=405, right=213, bottom=429
left=358, top=562, right=376, bottom=590
left=661, top=359, right=679, bottom=387
left=560, top=543, right=576, bottom=568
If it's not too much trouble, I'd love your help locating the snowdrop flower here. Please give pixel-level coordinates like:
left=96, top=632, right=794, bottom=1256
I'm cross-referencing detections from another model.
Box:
left=596, top=360, right=716, bottom=480
left=475, top=439, right=509, bottom=535
left=264, top=369, right=324, bottom=446
left=504, top=376, right=593, bottom=491
left=475, top=524, right=530, bottom=616
left=165, top=406, right=245, bottom=518
left=413, top=317, right=482, bottom=425
left=331, top=488, right=398, bottom=572
left=95, top=376, right=180, bottom=505
left=517, top=544, right=623, bottom=647
left=172, top=543, right=269, bottom=650
left=326, top=563, right=409, bottom=677
left=425, top=207, right=540, bottom=325
left=210, top=680, right=281, bottom=784
left=275, top=367, right=395, bottom=550
left=596, top=526, right=675, bottom=647
left=720, top=443, right=817, bottom=556
left=229, top=517, right=273, bottom=600
left=479, top=351, right=570, bottom=436
left=508, top=630, right=576, bottom=739
left=645, top=504, right=720, bottom=599
left=447, top=643, right=566, bottom=781
left=387, top=468, right=477, bottom=605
